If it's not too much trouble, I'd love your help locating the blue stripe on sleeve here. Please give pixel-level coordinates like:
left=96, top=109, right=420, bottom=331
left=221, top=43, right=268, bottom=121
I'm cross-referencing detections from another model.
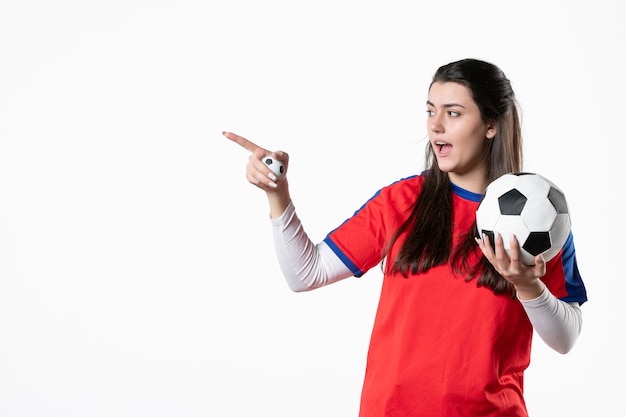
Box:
left=559, top=232, right=588, bottom=305
left=323, top=236, right=364, bottom=277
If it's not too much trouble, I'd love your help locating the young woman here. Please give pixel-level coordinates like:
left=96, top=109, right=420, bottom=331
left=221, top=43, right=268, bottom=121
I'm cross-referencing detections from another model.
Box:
left=223, top=58, right=587, bottom=417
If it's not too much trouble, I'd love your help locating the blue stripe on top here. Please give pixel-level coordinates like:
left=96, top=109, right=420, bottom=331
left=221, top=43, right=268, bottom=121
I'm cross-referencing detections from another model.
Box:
left=450, top=181, right=483, bottom=202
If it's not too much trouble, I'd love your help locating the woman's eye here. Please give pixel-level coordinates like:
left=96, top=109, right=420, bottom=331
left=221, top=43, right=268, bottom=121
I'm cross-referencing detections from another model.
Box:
left=448, top=111, right=460, bottom=117
left=426, top=110, right=434, bottom=116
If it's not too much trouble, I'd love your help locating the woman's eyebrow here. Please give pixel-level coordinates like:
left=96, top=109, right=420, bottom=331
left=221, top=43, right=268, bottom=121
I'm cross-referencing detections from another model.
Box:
left=426, top=100, right=466, bottom=108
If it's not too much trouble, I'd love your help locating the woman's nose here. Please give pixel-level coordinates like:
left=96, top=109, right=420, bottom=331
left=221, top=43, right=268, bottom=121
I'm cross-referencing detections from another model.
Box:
left=429, top=113, right=444, bottom=133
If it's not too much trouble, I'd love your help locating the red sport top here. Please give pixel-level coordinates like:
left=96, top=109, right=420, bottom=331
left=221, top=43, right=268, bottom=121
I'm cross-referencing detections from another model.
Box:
left=323, top=175, right=587, bottom=417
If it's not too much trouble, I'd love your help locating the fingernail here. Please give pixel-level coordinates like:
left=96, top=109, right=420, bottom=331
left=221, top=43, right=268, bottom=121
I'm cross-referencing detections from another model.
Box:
left=268, top=181, right=278, bottom=188
left=268, top=172, right=277, bottom=181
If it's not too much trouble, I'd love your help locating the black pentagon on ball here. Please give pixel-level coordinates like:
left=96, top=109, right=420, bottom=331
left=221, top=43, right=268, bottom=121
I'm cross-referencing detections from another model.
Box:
left=522, top=231, right=551, bottom=256
left=548, top=187, right=568, bottom=214
left=481, top=230, right=496, bottom=252
left=498, top=189, right=527, bottom=215
left=264, top=158, right=274, bottom=165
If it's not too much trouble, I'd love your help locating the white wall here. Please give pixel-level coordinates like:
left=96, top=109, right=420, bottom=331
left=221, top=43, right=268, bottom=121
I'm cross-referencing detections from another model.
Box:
left=0, top=1, right=621, bottom=416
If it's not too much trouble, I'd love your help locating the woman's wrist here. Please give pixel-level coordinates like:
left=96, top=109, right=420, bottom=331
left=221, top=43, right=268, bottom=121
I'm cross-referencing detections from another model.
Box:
left=514, top=278, right=545, bottom=301
left=267, top=179, right=292, bottom=219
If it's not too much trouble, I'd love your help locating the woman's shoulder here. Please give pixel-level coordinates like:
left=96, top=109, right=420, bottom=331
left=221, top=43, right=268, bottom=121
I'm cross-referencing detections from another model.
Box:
left=367, top=174, right=425, bottom=205
left=381, top=173, right=424, bottom=193
left=384, top=173, right=423, bottom=187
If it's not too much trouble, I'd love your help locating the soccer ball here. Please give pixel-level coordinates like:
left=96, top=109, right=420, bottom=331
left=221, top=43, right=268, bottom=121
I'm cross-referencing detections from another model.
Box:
left=475, top=172, right=571, bottom=265
left=263, top=156, right=284, bottom=178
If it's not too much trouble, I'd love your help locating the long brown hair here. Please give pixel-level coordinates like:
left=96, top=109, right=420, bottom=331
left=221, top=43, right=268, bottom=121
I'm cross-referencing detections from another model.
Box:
left=385, top=58, right=523, bottom=295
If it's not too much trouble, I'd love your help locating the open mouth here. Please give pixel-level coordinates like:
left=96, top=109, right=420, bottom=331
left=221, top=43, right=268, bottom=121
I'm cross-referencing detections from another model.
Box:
left=435, top=141, right=452, bottom=155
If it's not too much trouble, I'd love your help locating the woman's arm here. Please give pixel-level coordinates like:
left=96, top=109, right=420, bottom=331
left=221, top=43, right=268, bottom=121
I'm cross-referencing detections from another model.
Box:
left=223, top=131, right=351, bottom=291
left=271, top=201, right=353, bottom=292
left=475, top=232, right=583, bottom=354
left=519, top=284, right=582, bottom=354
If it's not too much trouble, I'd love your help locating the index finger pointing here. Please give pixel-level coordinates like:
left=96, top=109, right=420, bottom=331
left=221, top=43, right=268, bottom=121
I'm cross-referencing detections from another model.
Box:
left=222, top=131, right=266, bottom=154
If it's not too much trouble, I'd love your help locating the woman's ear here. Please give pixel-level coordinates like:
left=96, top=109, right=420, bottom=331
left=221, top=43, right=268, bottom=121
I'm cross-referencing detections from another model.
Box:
left=486, top=121, right=497, bottom=139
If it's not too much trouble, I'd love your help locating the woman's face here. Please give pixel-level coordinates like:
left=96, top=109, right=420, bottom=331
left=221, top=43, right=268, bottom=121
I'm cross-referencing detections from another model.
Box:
left=426, top=81, right=496, bottom=191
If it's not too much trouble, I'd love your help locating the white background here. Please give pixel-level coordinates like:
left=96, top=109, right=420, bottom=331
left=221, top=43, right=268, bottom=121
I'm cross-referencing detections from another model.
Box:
left=0, top=1, right=623, bottom=416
